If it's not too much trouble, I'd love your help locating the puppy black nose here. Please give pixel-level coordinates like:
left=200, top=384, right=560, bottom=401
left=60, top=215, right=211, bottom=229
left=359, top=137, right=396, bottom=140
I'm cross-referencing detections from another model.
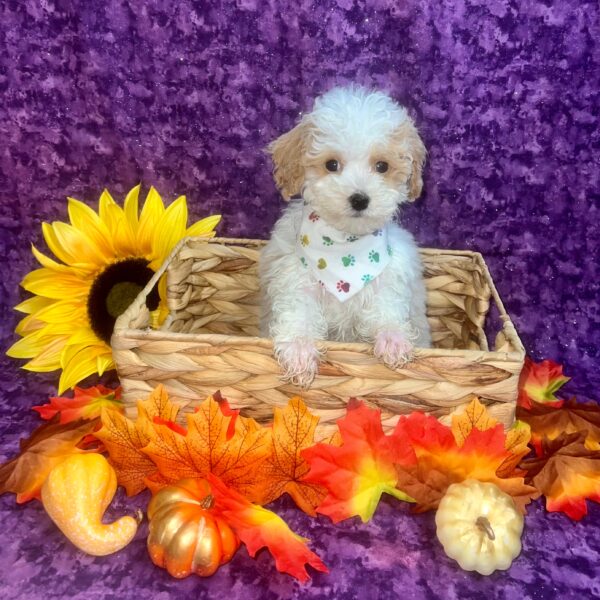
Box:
left=349, top=193, right=370, bottom=211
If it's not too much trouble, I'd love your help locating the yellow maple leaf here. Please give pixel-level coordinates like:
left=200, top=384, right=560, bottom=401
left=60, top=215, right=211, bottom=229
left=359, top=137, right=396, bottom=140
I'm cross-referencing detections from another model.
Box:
left=252, top=397, right=328, bottom=515
left=96, top=385, right=180, bottom=495
left=451, top=397, right=497, bottom=445
left=142, top=394, right=270, bottom=498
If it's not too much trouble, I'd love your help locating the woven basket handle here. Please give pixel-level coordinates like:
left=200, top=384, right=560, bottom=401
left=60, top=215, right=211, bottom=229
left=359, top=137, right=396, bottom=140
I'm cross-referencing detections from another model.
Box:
left=113, top=237, right=191, bottom=334
left=478, top=257, right=525, bottom=355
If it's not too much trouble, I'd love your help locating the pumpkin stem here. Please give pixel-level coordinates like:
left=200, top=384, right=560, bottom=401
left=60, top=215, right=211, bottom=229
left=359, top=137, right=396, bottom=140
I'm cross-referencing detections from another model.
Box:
left=200, top=494, right=215, bottom=510
left=475, top=516, right=495, bottom=541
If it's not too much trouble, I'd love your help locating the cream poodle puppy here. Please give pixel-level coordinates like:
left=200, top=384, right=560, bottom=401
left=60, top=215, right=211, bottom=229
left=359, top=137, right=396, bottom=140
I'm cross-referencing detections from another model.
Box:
left=260, top=86, right=431, bottom=387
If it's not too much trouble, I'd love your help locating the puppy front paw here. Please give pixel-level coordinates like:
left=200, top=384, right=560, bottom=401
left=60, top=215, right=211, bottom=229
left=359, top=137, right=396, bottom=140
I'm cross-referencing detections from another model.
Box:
left=374, top=330, right=414, bottom=369
left=274, top=338, right=321, bottom=388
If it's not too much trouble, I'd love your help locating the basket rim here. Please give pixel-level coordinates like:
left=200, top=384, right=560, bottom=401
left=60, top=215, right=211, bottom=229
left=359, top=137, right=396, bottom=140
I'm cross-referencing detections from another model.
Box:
left=112, top=327, right=525, bottom=362
left=113, top=235, right=525, bottom=361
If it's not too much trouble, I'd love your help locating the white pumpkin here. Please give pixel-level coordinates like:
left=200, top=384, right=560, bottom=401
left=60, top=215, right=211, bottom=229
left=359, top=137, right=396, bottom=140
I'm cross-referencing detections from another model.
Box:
left=435, top=480, right=524, bottom=575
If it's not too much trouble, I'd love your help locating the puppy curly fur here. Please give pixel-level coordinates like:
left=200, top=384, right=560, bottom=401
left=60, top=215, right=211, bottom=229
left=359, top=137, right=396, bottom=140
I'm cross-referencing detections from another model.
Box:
left=260, top=86, right=431, bottom=386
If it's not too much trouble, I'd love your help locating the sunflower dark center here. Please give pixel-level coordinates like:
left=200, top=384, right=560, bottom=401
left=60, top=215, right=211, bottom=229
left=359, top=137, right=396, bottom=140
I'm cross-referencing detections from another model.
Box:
left=87, top=258, right=160, bottom=344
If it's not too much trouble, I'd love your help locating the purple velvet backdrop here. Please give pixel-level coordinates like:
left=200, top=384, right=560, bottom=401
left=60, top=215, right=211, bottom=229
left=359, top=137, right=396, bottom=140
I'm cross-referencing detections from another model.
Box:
left=1, top=1, right=599, bottom=598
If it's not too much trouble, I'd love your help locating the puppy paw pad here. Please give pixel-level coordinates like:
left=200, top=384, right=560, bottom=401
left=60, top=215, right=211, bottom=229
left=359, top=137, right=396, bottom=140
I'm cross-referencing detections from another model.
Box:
left=374, top=330, right=414, bottom=368
left=275, top=339, right=320, bottom=387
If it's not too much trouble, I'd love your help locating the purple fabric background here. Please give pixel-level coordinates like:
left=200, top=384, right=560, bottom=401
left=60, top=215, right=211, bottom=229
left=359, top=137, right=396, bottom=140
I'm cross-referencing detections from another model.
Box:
left=1, top=1, right=599, bottom=598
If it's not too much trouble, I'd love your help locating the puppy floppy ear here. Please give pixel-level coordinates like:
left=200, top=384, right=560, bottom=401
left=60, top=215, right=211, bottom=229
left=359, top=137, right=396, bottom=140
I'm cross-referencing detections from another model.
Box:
left=267, top=119, right=312, bottom=200
left=393, top=119, right=427, bottom=201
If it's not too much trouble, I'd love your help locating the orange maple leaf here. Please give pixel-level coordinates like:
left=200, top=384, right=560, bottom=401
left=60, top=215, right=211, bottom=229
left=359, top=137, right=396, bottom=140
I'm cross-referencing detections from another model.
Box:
left=142, top=394, right=270, bottom=498
left=95, top=385, right=179, bottom=495
left=521, top=432, right=600, bottom=520
left=517, top=397, right=600, bottom=454
left=302, top=401, right=416, bottom=523
left=207, top=474, right=328, bottom=582
left=393, top=398, right=538, bottom=513
left=252, top=397, right=328, bottom=515
left=450, top=395, right=497, bottom=445
left=0, top=417, right=98, bottom=503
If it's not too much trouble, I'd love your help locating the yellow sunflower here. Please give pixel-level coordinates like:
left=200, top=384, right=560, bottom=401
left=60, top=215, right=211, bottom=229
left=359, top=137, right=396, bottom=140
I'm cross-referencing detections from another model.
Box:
left=7, top=185, right=220, bottom=393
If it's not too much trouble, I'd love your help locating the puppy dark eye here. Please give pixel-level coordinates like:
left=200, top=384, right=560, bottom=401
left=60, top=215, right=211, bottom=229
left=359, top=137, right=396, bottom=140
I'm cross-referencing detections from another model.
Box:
left=375, top=161, right=389, bottom=173
left=325, top=159, right=339, bottom=172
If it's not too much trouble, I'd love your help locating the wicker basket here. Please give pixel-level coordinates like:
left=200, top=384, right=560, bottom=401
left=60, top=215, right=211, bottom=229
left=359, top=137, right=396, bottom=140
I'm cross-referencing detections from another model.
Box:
left=112, top=237, right=525, bottom=435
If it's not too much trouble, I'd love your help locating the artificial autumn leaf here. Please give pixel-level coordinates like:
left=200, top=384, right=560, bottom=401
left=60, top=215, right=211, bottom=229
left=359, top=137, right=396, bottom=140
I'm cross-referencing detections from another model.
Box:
left=0, top=417, right=97, bottom=503
left=520, top=432, right=600, bottom=520
left=207, top=474, right=328, bottom=582
left=518, top=357, right=570, bottom=409
left=252, top=397, right=327, bottom=515
left=144, top=471, right=173, bottom=495
left=451, top=396, right=531, bottom=477
left=497, top=420, right=532, bottom=477
left=95, top=385, right=179, bottom=495
left=393, top=399, right=538, bottom=513
left=517, top=397, right=600, bottom=453
left=451, top=395, right=497, bottom=446
left=33, top=385, right=123, bottom=424
left=142, top=394, right=270, bottom=498
left=302, top=401, right=416, bottom=523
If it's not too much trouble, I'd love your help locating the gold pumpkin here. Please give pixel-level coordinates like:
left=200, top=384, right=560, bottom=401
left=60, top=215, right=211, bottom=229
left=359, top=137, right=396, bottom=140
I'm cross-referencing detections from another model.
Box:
left=147, top=478, right=240, bottom=578
left=41, top=453, right=140, bottom=556
left=435, top=479, right=524, bottom=575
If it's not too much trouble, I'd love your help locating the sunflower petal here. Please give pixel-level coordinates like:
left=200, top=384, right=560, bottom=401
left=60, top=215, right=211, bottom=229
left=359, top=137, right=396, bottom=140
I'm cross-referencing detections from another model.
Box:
left=22, top=268, right=89, bottom=299
left=42, top=222, right=77, bottom=267
left=59, top=347, right=108, bottom=393
left=99, top=190, right=138, bottom=256
left=185, top=214, right=221, bottom=238
left=149, top=195, right=188, bottom=268
left=31, top=245, right=68, bottom=271
left=97, top=353, right=115, bottom=376
left=60, top=342, right=97, bottom=371
left=14, top=296, right=55, bottom=314
left=137, top=186, right=166, bottom=257
left=50, top=221, right=108, bottom=269
left=98, top=189, right=120, bottom=228
left=7, top=330, right=69, bottom=360
left=67, top=197, right=115, bottom=259
left=22, top=336, right=66, bottom=371
left=15, top=313, right=46, bottom=336
left=67, top=328, right=105, bottom=347
left=32, top=299, right=86, bottom=321
left=123, top=184, right=141, bottom=235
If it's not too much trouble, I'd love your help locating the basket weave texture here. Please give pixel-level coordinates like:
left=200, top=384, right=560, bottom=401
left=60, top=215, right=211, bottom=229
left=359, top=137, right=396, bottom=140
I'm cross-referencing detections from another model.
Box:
left=112, top=237, right=525, bottom=435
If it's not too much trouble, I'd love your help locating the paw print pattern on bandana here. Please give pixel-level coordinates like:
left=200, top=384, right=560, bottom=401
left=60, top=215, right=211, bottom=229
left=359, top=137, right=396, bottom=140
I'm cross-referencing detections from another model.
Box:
left=368, top=250, right=380, bottom=263
left=298, top=206, right=391, bottom=302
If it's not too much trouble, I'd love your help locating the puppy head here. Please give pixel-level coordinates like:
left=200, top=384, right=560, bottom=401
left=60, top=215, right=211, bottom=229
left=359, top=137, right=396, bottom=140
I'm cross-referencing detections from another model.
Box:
left=268, top=86, right=426, bottom=235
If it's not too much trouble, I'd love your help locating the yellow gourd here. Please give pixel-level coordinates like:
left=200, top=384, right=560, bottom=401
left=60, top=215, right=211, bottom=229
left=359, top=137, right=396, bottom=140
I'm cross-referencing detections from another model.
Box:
left=435, top=480, right=524, bottom=575
left=41, top=453, right=140, bottom=556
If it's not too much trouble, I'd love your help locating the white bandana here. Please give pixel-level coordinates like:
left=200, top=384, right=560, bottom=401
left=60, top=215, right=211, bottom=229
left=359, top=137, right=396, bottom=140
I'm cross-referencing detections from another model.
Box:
left=297, top=205, right=393, bottom=302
